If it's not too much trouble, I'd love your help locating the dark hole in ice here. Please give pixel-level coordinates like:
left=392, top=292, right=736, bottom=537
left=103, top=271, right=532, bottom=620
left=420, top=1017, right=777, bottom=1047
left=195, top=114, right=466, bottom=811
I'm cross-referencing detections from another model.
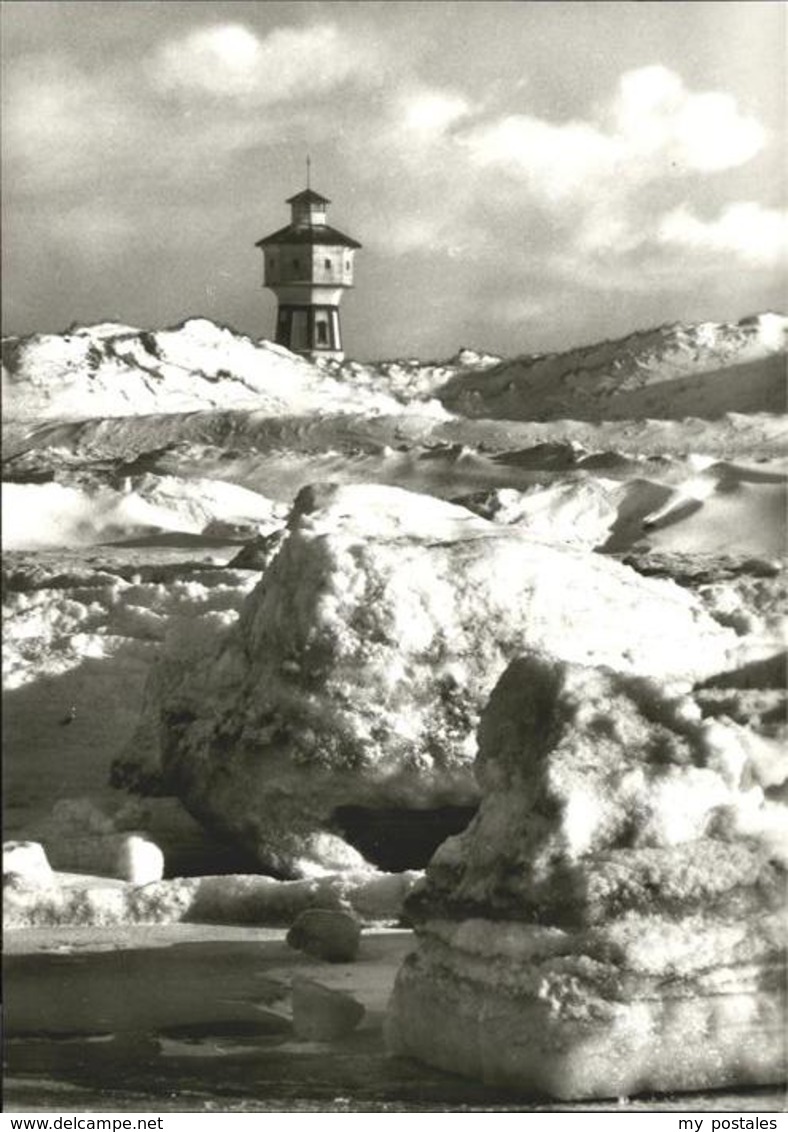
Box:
left=162, top=838, right=263, bottom=879
left=331, top=805, right=477, bottom=871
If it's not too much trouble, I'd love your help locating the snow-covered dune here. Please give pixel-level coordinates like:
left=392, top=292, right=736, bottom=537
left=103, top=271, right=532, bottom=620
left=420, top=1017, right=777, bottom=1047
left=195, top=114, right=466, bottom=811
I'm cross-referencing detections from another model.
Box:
left=439, top=314, right=787, bottom=421
left=1, top=318, right=448, bottom=422
left=8, top=314, right=784, bottom=428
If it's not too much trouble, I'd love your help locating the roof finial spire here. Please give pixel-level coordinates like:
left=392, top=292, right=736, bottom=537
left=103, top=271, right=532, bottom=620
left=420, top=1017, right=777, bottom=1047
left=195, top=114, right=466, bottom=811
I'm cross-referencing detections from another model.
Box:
left=306, top=153, right=311, bottom=190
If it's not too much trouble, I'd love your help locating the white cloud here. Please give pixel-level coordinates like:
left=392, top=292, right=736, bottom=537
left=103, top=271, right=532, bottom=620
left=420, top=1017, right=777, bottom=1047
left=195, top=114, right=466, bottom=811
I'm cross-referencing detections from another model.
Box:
left=400, top=91, right=471, bottom=136
left=346, top=86, right=480, bottom=254
left=574, top=210, right=647, bottom=255
left=154, top=22, right=375, bottom=103
left=354, top=67, right=778, bottom=292
left=460, top=65, right=767, bottom=201
left=670, top=91, right=766, bottom=171
left=357, top=87, right=473, bottom=171
left=615, top=65, right=685, bottom=124
left=658, top=202, right=788, bottom=264
left=155, top=24, right=265, bottom=97
left=614, top=66, right=766, bottom=171
left=428, top=62, right=779, bottom=293
left=463, top=114, right=621, bottom=198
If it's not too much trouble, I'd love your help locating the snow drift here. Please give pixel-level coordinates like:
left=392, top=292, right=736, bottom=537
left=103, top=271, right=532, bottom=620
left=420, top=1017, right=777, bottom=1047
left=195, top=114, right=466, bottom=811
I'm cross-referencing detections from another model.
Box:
left=5, top=313, right=784, bottom=428
left=439, top=313, right=787, bottom=421
left=1, top=318, right=448, bottom=422
left=3, top=475, right=288, bottom=551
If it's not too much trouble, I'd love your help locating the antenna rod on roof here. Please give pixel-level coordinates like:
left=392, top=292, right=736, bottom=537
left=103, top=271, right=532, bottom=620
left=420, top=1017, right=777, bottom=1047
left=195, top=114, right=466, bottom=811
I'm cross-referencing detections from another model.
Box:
left=306, top=153, right=311, bottom=189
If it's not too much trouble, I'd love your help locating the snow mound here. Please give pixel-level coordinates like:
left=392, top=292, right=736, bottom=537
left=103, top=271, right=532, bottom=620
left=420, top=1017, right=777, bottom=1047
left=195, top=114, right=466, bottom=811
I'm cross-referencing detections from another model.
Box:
left=2, top=475, right=287, bottom=550
left=321, top=348, right=501, bottom=402
left=3, top=562, right=257, bottom=691
left=638, top=472, right=788, bottom=558
left=3, top=841, right=53, bottom=886
left=2, top=318, right=443, bottom=421
left=387, top=652, right=786, bottom=1098
left=454, top=480, right=623, bottom=549
left=118, top=482, right=739, bottom=877
left=439, top=313, right=788, bottom=421
left=3, top=868, right=421, bottom=929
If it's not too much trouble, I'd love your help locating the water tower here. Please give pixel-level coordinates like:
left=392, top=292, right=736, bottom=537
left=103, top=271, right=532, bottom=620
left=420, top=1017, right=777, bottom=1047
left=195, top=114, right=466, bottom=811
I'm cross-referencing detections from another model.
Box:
left=255, top=179, right=361, bottom=361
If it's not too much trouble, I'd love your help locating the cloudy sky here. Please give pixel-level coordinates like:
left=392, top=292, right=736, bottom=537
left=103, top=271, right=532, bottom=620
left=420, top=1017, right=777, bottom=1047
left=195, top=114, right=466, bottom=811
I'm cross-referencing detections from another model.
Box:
left=2, top=1, right=785, bottom=359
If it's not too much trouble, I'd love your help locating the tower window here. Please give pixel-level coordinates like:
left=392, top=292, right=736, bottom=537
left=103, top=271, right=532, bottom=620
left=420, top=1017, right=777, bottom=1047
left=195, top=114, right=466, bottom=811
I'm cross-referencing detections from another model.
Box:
left=292, top=258, right=299, bottom=270
left=314, top=311, right=330, bottom=347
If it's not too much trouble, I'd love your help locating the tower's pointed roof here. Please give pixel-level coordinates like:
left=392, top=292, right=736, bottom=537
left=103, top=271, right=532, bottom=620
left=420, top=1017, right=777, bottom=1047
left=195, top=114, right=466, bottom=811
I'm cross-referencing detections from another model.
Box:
left=255, top=224, right=361, bottom=249
left=256, top=184, right=361, bottom=249
left=286, top=187, right=331, bottom=206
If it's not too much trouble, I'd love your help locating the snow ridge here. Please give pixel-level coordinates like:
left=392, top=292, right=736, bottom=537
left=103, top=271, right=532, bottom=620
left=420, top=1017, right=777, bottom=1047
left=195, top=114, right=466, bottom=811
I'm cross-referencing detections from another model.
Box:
left=439, top=313, right=787, bottom=421
left=3, top=312, right=785, bottom=425
left=1, top=318, right=446, bottom=423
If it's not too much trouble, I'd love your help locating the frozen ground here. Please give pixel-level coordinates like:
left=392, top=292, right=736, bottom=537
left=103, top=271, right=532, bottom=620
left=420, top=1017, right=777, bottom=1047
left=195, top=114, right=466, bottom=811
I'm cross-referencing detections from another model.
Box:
left=3, top=315, right=786, bottom=1110
left=5, top=925, right=783, bottom=1113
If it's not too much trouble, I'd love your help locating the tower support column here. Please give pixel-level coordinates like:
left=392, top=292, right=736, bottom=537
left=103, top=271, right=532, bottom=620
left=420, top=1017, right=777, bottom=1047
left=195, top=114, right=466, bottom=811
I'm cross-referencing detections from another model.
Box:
left=275, top=304, right=342, bottom=356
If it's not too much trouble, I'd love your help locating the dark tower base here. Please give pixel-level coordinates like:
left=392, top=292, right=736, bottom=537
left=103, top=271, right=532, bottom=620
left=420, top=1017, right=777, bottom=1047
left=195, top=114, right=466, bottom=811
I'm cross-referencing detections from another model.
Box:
left=275, top=305, right=342, bottom=357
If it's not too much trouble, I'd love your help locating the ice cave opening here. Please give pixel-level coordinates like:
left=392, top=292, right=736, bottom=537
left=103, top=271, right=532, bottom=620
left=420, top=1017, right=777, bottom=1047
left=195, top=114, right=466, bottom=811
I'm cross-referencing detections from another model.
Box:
left=330, top=804, right=478, bottom=872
